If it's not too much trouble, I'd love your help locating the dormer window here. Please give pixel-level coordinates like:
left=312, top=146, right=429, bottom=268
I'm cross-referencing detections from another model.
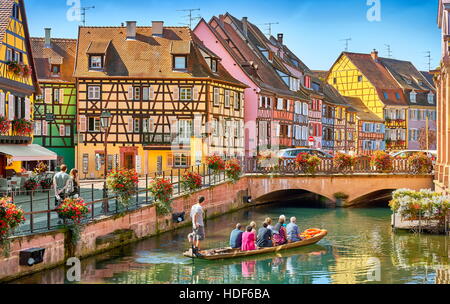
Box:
left=410, top=91, right=417, bottom=103
left=211, top=59, right=218, bottom=73
left=51, top=64, right=61, bottom=76
left=173, top=55, right=187, bottom=70
left=383, top=92, right=389, bottom=100
left=395, top=93, right=400, bottom=100
left=357, top=75, right=363, bottom=82
left=428, top=93, right=435, bottom=104
left=89, top=55, right=103, bottom=69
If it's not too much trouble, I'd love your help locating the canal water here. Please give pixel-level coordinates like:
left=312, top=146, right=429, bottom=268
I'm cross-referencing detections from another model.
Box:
left=10, top=202, right=450, bottom=284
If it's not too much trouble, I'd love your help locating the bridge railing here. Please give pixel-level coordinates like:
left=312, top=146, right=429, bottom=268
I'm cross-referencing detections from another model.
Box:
left=244, top=157, right=431, bottom=175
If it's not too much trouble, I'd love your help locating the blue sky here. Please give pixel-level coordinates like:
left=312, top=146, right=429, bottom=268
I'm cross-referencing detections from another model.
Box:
left=24, top=0, right=440, bottom=71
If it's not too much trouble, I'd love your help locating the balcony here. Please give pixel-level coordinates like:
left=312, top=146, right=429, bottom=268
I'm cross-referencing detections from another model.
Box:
left=0, top=118, right=33, bottom=144
left=143, top=133, right=191, bottom=147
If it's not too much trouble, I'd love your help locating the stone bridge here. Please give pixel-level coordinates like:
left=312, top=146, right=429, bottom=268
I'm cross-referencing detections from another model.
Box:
left=246, top=174, right=435, bottom=207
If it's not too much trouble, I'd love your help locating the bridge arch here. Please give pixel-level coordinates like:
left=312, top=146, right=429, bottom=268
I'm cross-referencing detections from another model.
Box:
left=254, top=189, right=335, bottom=207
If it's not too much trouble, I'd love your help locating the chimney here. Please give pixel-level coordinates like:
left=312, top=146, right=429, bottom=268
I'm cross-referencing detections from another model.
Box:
left=44, top=28, right=51, bottom=48
left=371, top=49, right=379, bottom=61
left=126, top=21, right=137, bottom=40
left=152, top=21, right=164, bottom=37
left=242, top=17, right=248, bottom=39
left=277, top=33, right=284, bottom=44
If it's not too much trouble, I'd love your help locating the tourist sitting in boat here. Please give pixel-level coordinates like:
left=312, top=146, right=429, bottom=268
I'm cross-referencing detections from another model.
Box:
left=229, top=223, right=244, bottom=249
left=241, top=226, right=256, bottom=251
left=272, top=215, right=288, bottom=246
left=286, top=217, right=302, bottom=243
left=249, top=221, right=257, bottom=238
left=265, top=217, right=274, bottom=231
left=256, top=222, right=273, bottom=248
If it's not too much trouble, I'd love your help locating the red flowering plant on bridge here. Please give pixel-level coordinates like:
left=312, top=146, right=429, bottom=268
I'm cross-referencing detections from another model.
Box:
left=370, top=151, right=393, bottom=172
left=56, top=198, right=90, bottom=245
left=295, top=153, right=321, bottom=175
left=408, top=153, right=433, bottom=175
left=181, top=171, right=202, bottom=193
left=207, top=155, right=225, bottom=173
left=333, top=153, right=356, bottom=173
left=225, top=159, right=242, bottom=183
left=12, top=118, right=32, bottom=137
left=0, top=197, right=25, bottom=257
left=106, top=169, right=139, bottom=208
left=0, top=116, right=11, bottom=135
left=149, top=178, right=174, bottom=215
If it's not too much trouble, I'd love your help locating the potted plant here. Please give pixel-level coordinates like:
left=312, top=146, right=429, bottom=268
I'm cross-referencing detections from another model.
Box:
left=40, top=178, right=53, bottom=191
left=12, top=118, right=32, bottom=137
left=0, top=197, right=25, bottom=257
left=295, top=153, right=322, bottom=175
left=55, top=197, right=90, bottom=246
left=106, top=169, right=139, bottom=208
left=334, top=192, right=350, bottom=208
left=370, top=151, right=393, bottom=172
left=180, top=171, right=202, bottom=193
left=24, top=177, right=39, bottom=195
left=225, top=159, right=242, bottom=183
left=408, top=153, right=433, bottom=174
left=149, top=178, right=174, bottom=215
left=0, top=116, right=11, bottom=136
left=333, top=153, right=356, bottom=173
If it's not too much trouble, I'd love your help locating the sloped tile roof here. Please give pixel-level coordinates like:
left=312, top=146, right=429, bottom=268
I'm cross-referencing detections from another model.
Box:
left=31, top=37, right=77, bottom=82
left=343, top=52, right=408, bottom=107
left=0, top=0, right=14, bottom=45
left=343, top=97, right=384, bottom=122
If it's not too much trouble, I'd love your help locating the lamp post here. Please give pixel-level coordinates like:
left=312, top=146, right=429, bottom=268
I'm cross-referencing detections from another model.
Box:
left=100, top=111, right=112, bottom=213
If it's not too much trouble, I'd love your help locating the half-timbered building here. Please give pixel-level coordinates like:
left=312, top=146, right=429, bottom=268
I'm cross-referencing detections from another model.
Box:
left=344, top=97, right=385, bottom=155
left=31, top=29, right=77, bottom=170
left=74, top=22, right=246, bottom=178
left=194, top=14, right=309, bottom=156
left=0, top=0, right=55, bottom=176
left=328, top=51, right=409, bottom=152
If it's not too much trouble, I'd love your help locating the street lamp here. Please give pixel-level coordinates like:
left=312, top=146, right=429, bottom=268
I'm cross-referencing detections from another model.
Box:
left=100, top=111, right=112, bottom=213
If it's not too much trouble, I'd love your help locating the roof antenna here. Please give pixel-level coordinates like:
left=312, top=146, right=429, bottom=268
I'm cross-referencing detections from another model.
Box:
left=340, top=38, right=352, bottom=52
left=80, top=6, right=95, bottom=26
left=424, top=51, right=432, bottom=71
left=177, top=8, right=201, bottom=29
left=262, top=22, right=279, bottom=37
left=385, top=44, right=392, bottom=58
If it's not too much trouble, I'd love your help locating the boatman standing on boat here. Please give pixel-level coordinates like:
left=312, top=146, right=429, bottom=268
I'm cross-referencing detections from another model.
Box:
left=190, top=196, right=206, bottom=256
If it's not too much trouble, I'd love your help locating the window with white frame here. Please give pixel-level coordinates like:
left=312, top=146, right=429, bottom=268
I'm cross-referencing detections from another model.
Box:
left=224, top=90, right=230, bottom=107
left=428, top=93, right=435, bottom=104
left=89, top=55, right=103, bottom=69
left=174, top=153, right=189, bottom=168
left=213, top=88, right=220, bottom=106
left=410, top=91, right=417, bottom=103
left=234, top=92, right=240, bottom=110
left=178, top=120, right=191, bottom=140
left=88, top=86, right=101, bottom=100
left=180, top=87, right=192, bottom=101
left=34, top=121, right=42, bottom=136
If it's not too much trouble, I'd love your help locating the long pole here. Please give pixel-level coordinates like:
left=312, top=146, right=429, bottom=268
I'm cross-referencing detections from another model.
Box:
left=426, top=115, right=429, bottom=150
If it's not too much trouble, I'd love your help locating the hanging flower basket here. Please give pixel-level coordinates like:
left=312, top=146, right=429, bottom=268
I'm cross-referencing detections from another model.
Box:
left=225, top=159, right=242, bottom=183
left=55, top=198, right=90, bottom=246
left=106, top=169, right=139, bottom=208
left=0, top=197, right=25, bottom=257
left=0, top=116, right=11, bottom=135
left=207, top=155, right=225, bottom=173
left=149, top=178, right=174, bottom=215
left=180, top=171, right=202, bottom=193
left=12, top=118, right=32, bottom=137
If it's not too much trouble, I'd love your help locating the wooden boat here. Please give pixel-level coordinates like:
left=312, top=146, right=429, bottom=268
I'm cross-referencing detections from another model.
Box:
left=184, top=230, right=328, bottom=260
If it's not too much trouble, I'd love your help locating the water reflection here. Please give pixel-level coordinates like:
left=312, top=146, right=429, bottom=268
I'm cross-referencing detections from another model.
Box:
left=10, top=204, right=450, bottom=285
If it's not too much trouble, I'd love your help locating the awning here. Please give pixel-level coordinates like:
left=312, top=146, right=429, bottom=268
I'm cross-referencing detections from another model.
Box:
left=0, top=144, right=57, bottom=162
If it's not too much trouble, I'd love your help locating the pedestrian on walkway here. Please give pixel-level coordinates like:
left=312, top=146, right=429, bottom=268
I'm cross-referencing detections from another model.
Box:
left=53, top=165, right=70, bottom=207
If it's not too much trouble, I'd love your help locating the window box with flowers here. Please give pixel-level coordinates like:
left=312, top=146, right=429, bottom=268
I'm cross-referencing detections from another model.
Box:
left=12, top=118, right=33, bottom=137
left=0, top=116, right=11, bottom=136
left=0, top=197, right=25, bottom=257
left=6, top=61, right=32, bottom=78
